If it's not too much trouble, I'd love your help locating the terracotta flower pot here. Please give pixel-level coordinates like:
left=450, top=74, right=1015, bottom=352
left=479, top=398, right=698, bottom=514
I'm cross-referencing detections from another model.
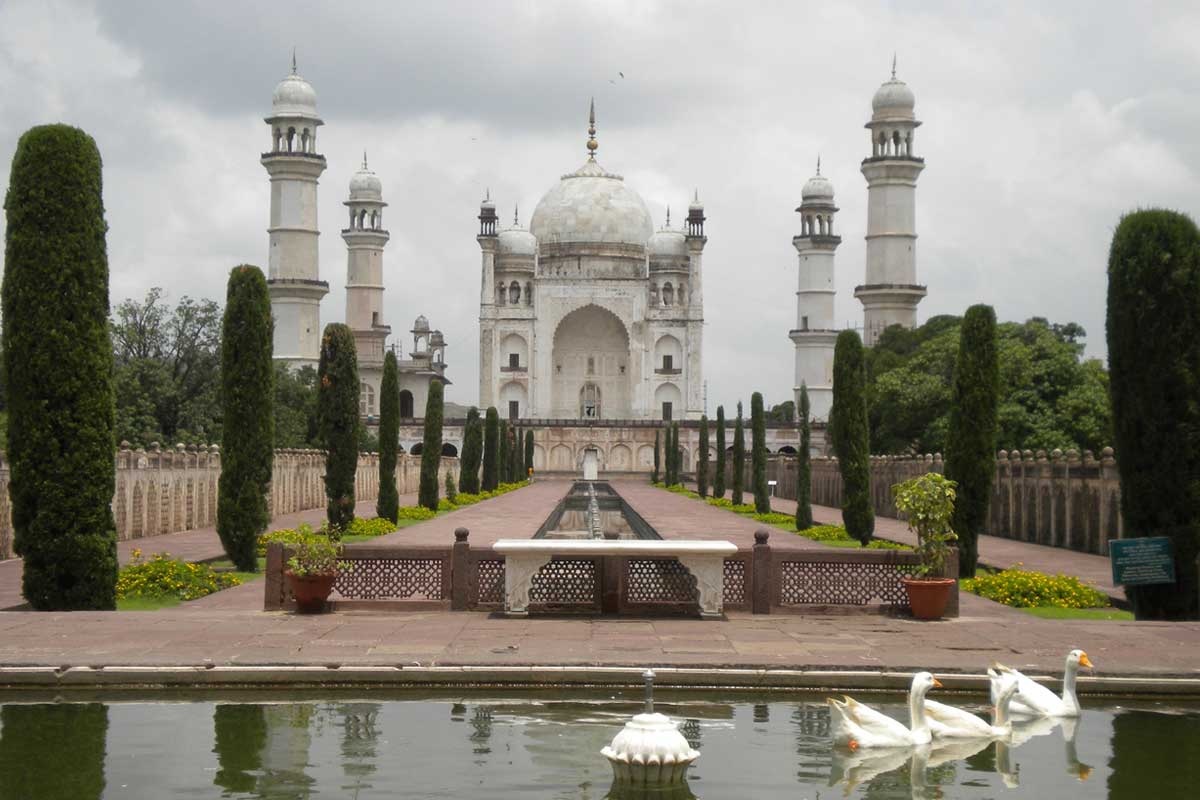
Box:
left=287, top=571, right=337, bottom=614
left=902, top=577, right=956, bottom=620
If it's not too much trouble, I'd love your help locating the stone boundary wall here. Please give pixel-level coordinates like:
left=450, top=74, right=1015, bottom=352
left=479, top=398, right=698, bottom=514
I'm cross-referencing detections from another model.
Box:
left=0, top=446, right=460, bottom=560
left=750, top=448, right=1122, bottom=556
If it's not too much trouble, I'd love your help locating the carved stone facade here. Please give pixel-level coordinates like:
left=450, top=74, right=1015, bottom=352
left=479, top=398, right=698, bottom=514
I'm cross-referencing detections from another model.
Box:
left=0, top=446, right=460, bottom=560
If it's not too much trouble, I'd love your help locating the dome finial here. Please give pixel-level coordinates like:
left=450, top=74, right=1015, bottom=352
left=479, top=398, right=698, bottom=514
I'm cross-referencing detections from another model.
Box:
left=362, top=150, right=368, bottom=170
left=891, top=52, right=897, bottom=80
left=486, top=187, right=491, bottom=202
left=514, top=204, right=519, bottom=226
left=816, top=154, right=821, bottom=176
left=666, top=206, right=671, bottom=227
left=291, top=48, right=298, bottom=76
left=586, top=97, right=598, bottom=159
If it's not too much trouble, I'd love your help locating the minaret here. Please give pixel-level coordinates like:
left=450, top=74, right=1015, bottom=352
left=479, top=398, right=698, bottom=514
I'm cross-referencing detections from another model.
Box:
left=855, top=57, right=926, bottom=346
left=262, top=54, right=328, bottom=369
left=342, top=153, right=390, bottom=415
left=477, top=190, right=499, bottom=410
left=685, top=190, right=707, bottom=418
left=790, top=158, right=840, bottom=421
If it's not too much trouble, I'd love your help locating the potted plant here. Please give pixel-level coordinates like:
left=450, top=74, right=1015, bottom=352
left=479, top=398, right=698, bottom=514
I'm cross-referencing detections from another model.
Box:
left=285, top=531, right=343, bottom=613
left=891, top=472, right=959, bottom=620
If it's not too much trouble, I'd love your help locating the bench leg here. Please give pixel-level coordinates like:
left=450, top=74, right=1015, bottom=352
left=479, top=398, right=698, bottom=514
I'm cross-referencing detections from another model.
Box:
left=503, top=554, right=553, bottom=616
left=677, top=555, right=724, bottom=618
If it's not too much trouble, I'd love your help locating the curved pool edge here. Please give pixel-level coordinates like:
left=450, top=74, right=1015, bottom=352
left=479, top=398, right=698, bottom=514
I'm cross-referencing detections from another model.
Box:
left=1, top=663, right=1198, bottom=698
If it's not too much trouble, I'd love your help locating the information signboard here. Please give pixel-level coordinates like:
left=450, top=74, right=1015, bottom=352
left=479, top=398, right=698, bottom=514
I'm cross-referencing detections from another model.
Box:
left=1109, top=537, right=1175, bottom=586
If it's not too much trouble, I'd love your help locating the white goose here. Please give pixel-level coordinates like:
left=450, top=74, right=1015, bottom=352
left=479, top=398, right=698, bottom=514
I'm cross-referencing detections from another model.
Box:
left=828, top=672, right=942, bottom=749
left=924, top=675, right=1020, bottom=739
left=990, top=649, right=1093, bottom=717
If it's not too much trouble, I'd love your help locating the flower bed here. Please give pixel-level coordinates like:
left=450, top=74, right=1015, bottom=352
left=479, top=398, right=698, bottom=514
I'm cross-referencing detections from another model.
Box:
left=116, top=550, right=242, bottom=601
left=961, top=566, right=1109, bottom=609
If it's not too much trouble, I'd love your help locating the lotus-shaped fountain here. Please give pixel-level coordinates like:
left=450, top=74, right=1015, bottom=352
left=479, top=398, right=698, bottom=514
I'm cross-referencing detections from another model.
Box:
left=602, top=670, right=700, bottom=786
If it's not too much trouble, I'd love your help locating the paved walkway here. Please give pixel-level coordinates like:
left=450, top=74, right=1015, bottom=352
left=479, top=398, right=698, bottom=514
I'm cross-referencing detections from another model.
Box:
left=766, top=495, right=1122, bottom=600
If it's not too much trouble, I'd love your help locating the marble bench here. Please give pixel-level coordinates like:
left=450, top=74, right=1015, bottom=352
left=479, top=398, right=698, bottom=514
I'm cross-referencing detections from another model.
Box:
left=492, top=539, right=738, bottom=617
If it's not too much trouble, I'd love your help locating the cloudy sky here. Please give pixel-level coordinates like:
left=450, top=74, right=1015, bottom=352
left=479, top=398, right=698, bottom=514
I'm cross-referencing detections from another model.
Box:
left=2, top=0, right=1198, bottom=412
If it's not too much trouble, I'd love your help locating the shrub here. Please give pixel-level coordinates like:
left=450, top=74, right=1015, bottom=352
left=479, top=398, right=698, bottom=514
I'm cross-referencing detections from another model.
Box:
left=437, top=497, right=453, bottom=511
left=217, top=265, right=274, bottom=572
left=796, top=524, right=909, bottom=550
left=344, top=517, right=397, bottom=538
left=285, top=531, right=342, bottom=577
left=752, top=511, right=796, bottom=526
left=714, top=406, right=726, bottom=499
left=732, top=402, right=745, bottom=506
left=962, top=567, right=1109, bottom=609
left=418, top=379, right=444, bottom=511
left=3, top=124, right=118, bottom=610
left=450, top=492, right=485, bottom=506
left=1107, top=209, right=1200, bottom=620
left=482, top=407, right=500, bottom=491
left=376, top=351, right=400, bottom=522
left=459, top=407, right=482, bottom=494
left=398, top=505, right=438, bottom=521
left=116, top=551, right=241, bottom=601
left=832, top=329, right=874, bottom=544
left=892, top=472, right=958, bottom=576
left=945, top=304, right=999, bottom=577
left=796, top=384, right=813, bottom=530
left=697, top=415, right=710, bottom=498
left=751, top=392, right=769, bottom=513
left=445, top=471, right=457, bottom=503
left=318, top=324, right=360, bottom=529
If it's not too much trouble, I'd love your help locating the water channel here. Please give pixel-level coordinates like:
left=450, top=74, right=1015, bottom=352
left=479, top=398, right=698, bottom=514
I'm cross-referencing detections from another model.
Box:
left=535, top=481, right=660, bottom=541
left=0, top=691, right=1194, bottom=798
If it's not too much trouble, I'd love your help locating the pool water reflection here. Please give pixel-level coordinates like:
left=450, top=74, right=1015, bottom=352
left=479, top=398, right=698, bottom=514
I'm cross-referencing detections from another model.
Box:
left=0, top=692, right=1195, bottom=798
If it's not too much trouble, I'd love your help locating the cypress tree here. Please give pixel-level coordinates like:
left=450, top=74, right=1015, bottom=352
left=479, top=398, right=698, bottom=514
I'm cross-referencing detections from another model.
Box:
left=3, top=125, right=117, bottom=609
left=444, top=470, right=457, bottom=503
left=511, top=426, right=523, bottom=483
left=732, top=402, right=746, bottom=506
left=670, top=422, right=681, bottom=486
left=945, top=304, right=1000, bottom=577
left=832, top=329, right=874, bottom=544
left=213, top=704, right=267, bottom=794
left=751, top=392, right=770, bottom=513
left=459, top=407, right=482, bottom=494
left=1107, top=209, right=1200, bottom=620
left=498, top=421, right=510, bottom=485
left=714, top=405, right=727, bottom=498
left=216, top=265, right=274, bottom=571
left=376, top=351, right=400, bottom=523
left=652, top=431, right=661, bottom=484
left=524, top=429, right=535, bottom=477
left=418, top=379, right=444, bottom=510
left=0, top=702, right=109, bottom=797
left=796, top=384, right=813, bottom=530
left=318, top=324, right=360, bottom=529
left=697, top=415, right=710, bottom=498
left=482, top=407, right=500, bottom=491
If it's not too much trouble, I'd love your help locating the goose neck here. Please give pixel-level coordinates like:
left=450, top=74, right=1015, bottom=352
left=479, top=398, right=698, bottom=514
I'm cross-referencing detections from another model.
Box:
left=908, top=688, right=930, bottom=738
left=1061, top=659, right=1080, bottom=713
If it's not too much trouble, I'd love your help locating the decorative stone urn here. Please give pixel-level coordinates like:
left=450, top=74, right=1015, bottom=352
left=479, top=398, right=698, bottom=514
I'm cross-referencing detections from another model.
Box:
left=602, top=670, right=699, bottom=786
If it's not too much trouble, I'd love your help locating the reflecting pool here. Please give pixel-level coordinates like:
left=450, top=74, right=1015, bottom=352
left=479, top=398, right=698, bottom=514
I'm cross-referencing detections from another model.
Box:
left=0, top=691, right=1195, bottom=798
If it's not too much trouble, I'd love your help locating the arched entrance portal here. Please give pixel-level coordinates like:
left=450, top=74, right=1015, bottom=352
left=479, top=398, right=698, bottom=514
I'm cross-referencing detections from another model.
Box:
left=551, top=304, right=631, bottom=419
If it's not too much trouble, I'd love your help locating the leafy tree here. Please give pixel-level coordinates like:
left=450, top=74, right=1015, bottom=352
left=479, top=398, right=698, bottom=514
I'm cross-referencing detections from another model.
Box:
left=751, top=392, right=769, bottom=513
left=652, top=430, right=660, bottom=483
left=524, top=428, right=534, bottom=476
left=732, top=402, right=745, bottom=506
left=482, top=406, right=500, bottom=491
left=766, top=400, right=795, bottom=423
left=697, top=415, right=710, bottom=498
left=3, top=124, right=117, bottom=609
left=274, top=364, right=319, bottom=448
left=796, top=384, right=813, bottom=530
left=945, top=304, right=1000, bottom=577
left=1107, top=209, right=1200, bottom=620
left=216, top=266, right=274, bottom=572
left=833, top=330, right=874, bottom=544
left=318, top=323, right=360, bottom=529
left=714, top=406, right=727, bottom=498
left=376, top=351, right=400, bottom=522
left=459, top=407, right=482, bottom=493
left=111, top=288, right=222, bottom=445
left=418, top=379, right=444, bottom=510
left=866, top=315, right=1111, bottom=455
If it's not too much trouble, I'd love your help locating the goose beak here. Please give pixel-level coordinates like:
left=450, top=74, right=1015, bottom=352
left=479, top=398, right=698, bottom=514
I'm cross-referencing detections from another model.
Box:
left=931, top=678, right=944, bottom=688
left=1079, top=653, right=1094, bottom=669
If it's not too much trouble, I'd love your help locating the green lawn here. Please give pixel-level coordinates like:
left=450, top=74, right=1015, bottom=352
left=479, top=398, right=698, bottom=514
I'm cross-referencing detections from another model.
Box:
left=1021, top=606, right=1134, bottom=621
left=117, top=595, right=182, bottom=611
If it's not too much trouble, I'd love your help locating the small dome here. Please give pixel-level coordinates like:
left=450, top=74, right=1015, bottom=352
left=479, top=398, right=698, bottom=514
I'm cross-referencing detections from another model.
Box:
left=413, top=315, right=430, bottom=332
left=648, top=226, right=687, bottom=259
left=349, top=157, right=382, bottom=201
left=530, top=160, right=654, bottom=248
left=498, top=226, right=537, bottom=257
left=271, top=71, right=319, bottom=118
left=801, top=173, right=834, bottom=202
left=872, top=77, right=915, bottom=118
left=429, top=330, right=445, bottom=345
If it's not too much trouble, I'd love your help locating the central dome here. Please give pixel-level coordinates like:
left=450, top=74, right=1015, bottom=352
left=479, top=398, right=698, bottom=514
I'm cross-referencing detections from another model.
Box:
left=530, top=159, right=654, bottom=248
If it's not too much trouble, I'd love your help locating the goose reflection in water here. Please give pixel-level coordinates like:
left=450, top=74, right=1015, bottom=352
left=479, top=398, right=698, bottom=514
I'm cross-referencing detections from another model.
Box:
left=998, top=714, right=1093, bottom=785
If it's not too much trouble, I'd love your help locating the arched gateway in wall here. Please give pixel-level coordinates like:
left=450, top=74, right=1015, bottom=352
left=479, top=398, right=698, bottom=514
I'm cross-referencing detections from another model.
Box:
left=551, top=304, right=631, bottom=419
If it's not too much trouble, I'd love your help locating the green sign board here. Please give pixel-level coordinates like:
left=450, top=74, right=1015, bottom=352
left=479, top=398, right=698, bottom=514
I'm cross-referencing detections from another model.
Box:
left=1109, top=537, right=1175, bottom=586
